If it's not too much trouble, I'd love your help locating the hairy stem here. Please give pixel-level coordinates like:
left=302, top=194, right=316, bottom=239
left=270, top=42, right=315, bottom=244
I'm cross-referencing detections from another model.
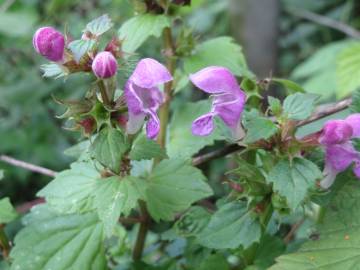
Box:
left=98, top=80, right=111, bottom=107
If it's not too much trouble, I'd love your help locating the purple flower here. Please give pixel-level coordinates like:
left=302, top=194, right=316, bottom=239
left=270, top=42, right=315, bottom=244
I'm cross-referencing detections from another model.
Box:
left=189, top=67, right=246, bottom=137
left=125, top=58, right=172, bottom=139
left=92, top=51, right=118, bottom=78
left=319, top=114, right=360, bottom=188
left=33, top=27, right=65, bottom=62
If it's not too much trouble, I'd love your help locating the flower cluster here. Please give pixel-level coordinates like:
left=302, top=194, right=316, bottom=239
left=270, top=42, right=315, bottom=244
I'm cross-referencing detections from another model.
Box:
left=319, top=114, right=360, bottom=188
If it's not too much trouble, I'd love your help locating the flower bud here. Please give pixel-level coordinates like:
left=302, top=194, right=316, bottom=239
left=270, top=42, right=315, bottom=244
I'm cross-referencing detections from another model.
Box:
left=319, top=119, right=353, bottom=145
left=92, top=51, right=118, bottom=78
left=33, top=27, right=65, bottom=62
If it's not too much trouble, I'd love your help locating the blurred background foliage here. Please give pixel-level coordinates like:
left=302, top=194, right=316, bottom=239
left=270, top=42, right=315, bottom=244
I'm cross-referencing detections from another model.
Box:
left=0, top=0, right=360, bottom=205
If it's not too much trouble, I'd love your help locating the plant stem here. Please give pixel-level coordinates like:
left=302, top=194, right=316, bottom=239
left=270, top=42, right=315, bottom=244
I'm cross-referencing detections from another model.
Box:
left=132, top=26, right=176, bottom=261
left=98, top=80, right=111, bottom=107
left=0, top=225, right=10, bottom=258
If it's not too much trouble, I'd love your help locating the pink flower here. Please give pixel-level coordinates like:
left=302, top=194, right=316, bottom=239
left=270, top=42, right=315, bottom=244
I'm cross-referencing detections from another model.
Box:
left=319, top=114, right=360, bottom=188
left=125, top=58, right=172, bottom=139
left=189, top=67, right=246, bottom=137
left=92, top=51, right=118, bottom=78
left=33, top=27, right=65, bottom=62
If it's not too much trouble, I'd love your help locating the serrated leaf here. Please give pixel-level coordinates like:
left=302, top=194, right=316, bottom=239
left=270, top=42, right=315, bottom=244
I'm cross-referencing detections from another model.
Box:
left=268, top=96, right=282, bottom=116
left=85, top=14, right=113, bottom=36
left=174, top=206, right=211, bottom=237
left=184, top=36, right=253, bottom=77
left=37, top=161, right=99, bottom=213
left=129, top=134, right=167, bottom=161
left=68, top=39, right=96, bottom=63
left=197, top=201, right=261, bottom=249
left=94, top=176, right=143, bottom=236
left=270, top=180, right=360, bottom=270
left=90, top=127, right=129, bottom=174
left=145, top=159, right=213, bottom=221
left=0, top=197, right=18, bottom=224
left=244, top=116, right=278, bottom=143
left=283, top=93, right=318, bottom=120
left=10, top=205, right=107, bottom=270
left=168, top=100, right=223, bottom=159
left=267, top=157, right=322, bottom=210
left=40, top=63, right=68, bottom=78
left=272, top=78, right=305, bottom=94
left=118, top=14, right=170, bottom=53
left=336, top=42, right=360, bottom=97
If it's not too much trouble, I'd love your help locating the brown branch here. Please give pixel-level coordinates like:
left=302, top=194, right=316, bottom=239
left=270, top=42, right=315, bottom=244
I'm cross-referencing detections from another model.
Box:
left=0, top=155, right=56, bottom=177
left=192, top=97, right=352, bottom=166
left=283, top=219, right=305, bottom=244
left=288, top=8, right=360, bottom=39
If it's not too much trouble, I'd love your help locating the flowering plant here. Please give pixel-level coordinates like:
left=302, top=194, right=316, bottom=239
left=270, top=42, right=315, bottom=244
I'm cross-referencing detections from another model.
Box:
left=2, top=2, right=360, bottom=270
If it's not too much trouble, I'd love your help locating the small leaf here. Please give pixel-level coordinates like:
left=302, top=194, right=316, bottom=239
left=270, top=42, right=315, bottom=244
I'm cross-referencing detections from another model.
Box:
left=268, top=96, right=282, bottom=116
left=244, top=116, right=278, bottom=143
left=37, top=161, right=99, bottom=213
left=197, top=201, right=261, bottom=249
left=267, top=157, right=322, bottom=210
left=10, top=205, right=107, bottom=270
left=272, top=78, right=305, bottom=93
left=129, top=134, right=167, bottom=161
left=283, top=93, right=318, bottom=120
left=145, top=159, right=213, bottom=221
left=94, top=176, right=143, bottom=236
left=0, top=197, right=18, bottom=224
left=184, top=36, right=253, bottom=77
left=91, top=127, right=129, bottom=174
left=85, top=14, right=113, bottom=36
left=68, top=39, right=96, bottom=63
left=40, top=63, right=68, bottom=78
left=118, top=14, right=170, bottom=53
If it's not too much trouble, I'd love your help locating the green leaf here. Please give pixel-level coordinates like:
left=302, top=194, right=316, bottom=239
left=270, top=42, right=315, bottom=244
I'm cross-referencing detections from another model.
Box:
left=94, top=176, right=143, bottom=236
left=85, top=14, right=113, bottom=36
left=37, top=161, right=99, bottom=213
left=198, top=254, right=230, bottom=270
left=283, top=93, right=318, bottom=120
left=267, top=157, right=322, bottom=210
left=350, top=89, right=360, bottom=113
left=272, top=78, right=305, bottom=93
left=0, top=170, right=3, bottom=180
left=68, top=39, right=96, bottom=63
left=168, top=100, right=223, bottom=159
left=174, top=206, right=211, bottom=237
left=336, top=42, right=360, bottom=97
left=252, top=234, right=286, bottom=269
left=197, top=201, right=261, bottom=249
left=244, top=116, right=278, bottom=143
left=118, top=14, right=170, bottom=53
left=40, top=63, right=68, bottom=78
left=268, top=96, right=282, bottom=116
left=129, top=134, right=167, bottom=161
left=90, top=127, right=129, bottom=174
left=10, top=205, right=107, bottom=270
left=145, top=159, right=213, bottom=221
left=184, top=36, right=253, bottom=77
left=0, top=198, right=18, bottom=224
left=270, top=180, right=360, bottom=270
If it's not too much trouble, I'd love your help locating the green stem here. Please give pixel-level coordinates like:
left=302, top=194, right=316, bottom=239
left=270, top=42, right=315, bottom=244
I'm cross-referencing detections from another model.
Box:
left=0, top=225, right=10, bottom=259
left=98, top=80, right=111, bottom=107
left=132, top=26, right=176, bottom=261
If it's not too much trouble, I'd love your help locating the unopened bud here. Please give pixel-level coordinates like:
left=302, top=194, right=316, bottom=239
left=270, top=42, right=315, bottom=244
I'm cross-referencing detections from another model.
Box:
left=33, top=27, right=65, bottom=62
left=92, top=51, right=118, bottom=78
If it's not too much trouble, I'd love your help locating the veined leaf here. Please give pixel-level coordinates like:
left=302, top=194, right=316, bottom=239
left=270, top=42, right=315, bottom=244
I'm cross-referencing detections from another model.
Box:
left=68, top=39, right=96, bottom=63
left=244, top=116, right=278, bottom=143
left=0, top=197, right=18, bottom=224
left=283, top=93, right=318, bottom=120
left=129, top=134, right=167, bottom=161
left=85, top=14, right=113, bottom=36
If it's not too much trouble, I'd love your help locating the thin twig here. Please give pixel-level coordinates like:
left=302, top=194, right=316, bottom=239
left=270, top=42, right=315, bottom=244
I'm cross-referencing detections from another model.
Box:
left=288, top=8, right=360, bottom=39
left=0, top=155, right=56, bottom=177
left=284, top=219, right=305, bottom=244
left=192, top=97, right=352, bottom=166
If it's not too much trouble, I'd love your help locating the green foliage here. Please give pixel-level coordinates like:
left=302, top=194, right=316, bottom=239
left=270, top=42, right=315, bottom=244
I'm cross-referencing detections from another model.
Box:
left=183, top=37, right=253, bottom=77
left=268, top=96, right=282, bottom=116
left=271, top=180, right=360, bottom=270
left=350, top=89, right=360, bottom=113
left=145, top=159, right=213, bottom=221
left=118, top=14, right=171, bottom=53
left=244, top=116, right=278, bottom=143
left=129, top=134, right=167, bottom=161
left=197, top=201, right=261, bottom=249
left=68, top=39, right=96, bottom=63
left=0, top=197, right=18, bottom=224
left=0, top=12, right=36, bottom=37
left=168, top=100, right=223, bottom=158
left=90, top=127, right=129, bottom=174
left=37, top=161, right=99, bottom=213
left=174, top=206, right=211, bottom=237
left=94, top=176, right=142, bottom=236
left=283, top=93, right=318, bottom=120
left=267, top=158, right=322, bottom=210
left=10, top=205, right=107, bottom=270
left=198, top=254, right=230, bottom=270
left=40, top=63, right=68, bottom=78
left=85, top=14, right=113, bottom=36
left=272, top=78, right=305, bottom=94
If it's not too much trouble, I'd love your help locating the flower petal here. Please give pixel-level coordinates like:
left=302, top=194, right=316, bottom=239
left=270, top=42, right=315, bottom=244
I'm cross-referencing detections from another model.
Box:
left=189, top=66, right=242, bottom=95
left=319, top=119, right=353, bottom=145
left=130, top=58, right=172, bottom=89
left=320, top=163, right=338, bottom=189
left=213, top=93, right=246, bottom=128
left=325, top=143, right=359, bottom=171
left=126, top=112, right=145, bottom=135
left=146, top=110, right=160, bottom=139
left=346, top=113, right=360, bottom=138
left=192, top=113, right=215, bottom=136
